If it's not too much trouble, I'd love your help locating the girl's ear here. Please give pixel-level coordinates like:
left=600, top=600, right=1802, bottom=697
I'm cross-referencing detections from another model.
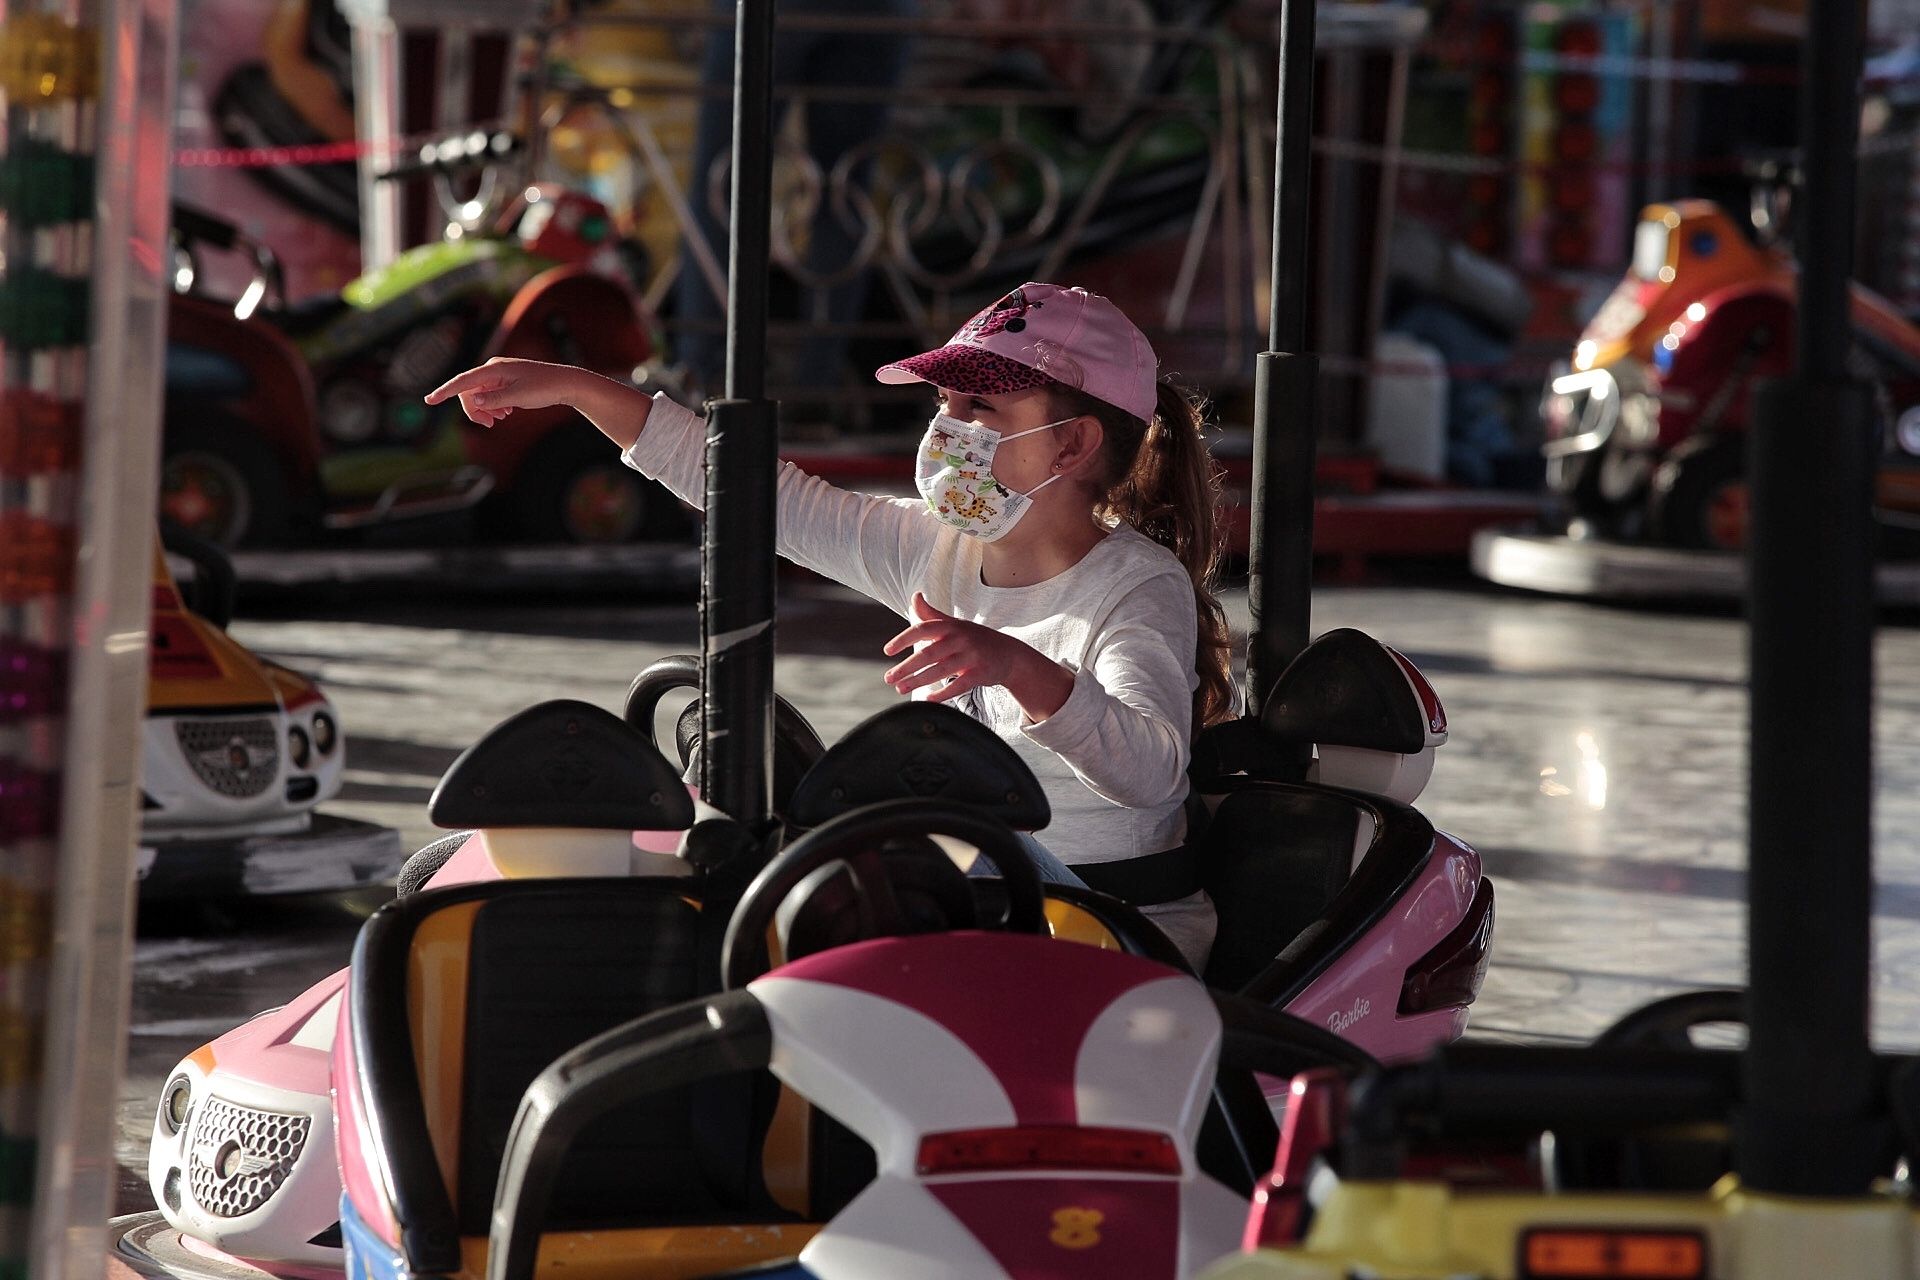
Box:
left=1053, top=414, right=1105, bottom=477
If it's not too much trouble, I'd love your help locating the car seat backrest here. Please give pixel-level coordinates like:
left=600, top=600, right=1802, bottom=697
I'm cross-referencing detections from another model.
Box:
left=1197, top=785, right=1367, bottom=992
left=451, top=886, right=758, bottom=1237
left=1261, top=629, right=1447, bottom=806
left=786, top=702, right=1050, bottom=831
left=358, top=879, right=782, bottom=1257
left=429, top=699, right=695, bottom=835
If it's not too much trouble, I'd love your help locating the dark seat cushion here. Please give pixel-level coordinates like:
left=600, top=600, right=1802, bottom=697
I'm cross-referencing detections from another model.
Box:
left=1198, top=787, right=1366, bottom=992
left=454, top=888, right=773, bottom=1234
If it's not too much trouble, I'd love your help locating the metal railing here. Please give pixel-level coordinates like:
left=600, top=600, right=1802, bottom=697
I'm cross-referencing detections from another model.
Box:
left=533, top=4, right=1425, bottom=424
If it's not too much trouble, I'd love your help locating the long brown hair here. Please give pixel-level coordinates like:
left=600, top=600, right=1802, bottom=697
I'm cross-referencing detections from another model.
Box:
left=1049, top=379, right=1235, bottom=729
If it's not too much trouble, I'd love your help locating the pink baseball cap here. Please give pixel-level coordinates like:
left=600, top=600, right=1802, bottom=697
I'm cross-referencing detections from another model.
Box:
left=876, top=282, right=1159, bottom=421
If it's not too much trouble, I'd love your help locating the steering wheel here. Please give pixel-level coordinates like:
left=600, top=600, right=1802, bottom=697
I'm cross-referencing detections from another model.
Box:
left=624, top=655, right=827, bottom=806
left=1551, top=989, right=1746, bottom=1192
left=1594, top=989, right=1745, bottom=1052
left=721, top=798, right=1049, bottom=989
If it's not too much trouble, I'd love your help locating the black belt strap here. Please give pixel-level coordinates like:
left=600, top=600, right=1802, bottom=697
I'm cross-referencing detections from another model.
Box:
left=1073, top=846, right=1200, bottom=907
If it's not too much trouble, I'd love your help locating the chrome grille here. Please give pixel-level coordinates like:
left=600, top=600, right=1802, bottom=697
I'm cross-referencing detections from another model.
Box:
left=185, top=1096, right=310, bottom=1217
left=173, top=718, right=279, bottom=799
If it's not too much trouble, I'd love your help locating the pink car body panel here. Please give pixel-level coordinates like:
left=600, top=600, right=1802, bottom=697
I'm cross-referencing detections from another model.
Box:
left=1280, top=831, right=1483, bottom=1065
left=194, top=972, right=344, bottom=1097
left=750, top=933, right=1248, bottom=1278
left=333, top=982, right=401, bottom=1250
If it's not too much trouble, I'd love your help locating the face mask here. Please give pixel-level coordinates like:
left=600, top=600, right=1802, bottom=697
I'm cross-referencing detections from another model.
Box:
left=914, top=412, right=1071, bottom=542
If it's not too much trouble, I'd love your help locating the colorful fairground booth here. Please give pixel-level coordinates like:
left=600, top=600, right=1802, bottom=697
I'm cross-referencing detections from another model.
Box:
left=0, top=2, right=1912, bottom=1280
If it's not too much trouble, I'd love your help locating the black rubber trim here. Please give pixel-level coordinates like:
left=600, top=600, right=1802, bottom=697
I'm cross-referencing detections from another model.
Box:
left=487, top=991, right=774, bottom=1280
left=1198, top=993, right=1380, bottom=1195
left=349, top=891, right=469, bottom=1274
left=147, top=702, right=280, bottom=717
left=1214, top=989, right=1380, bottom=1077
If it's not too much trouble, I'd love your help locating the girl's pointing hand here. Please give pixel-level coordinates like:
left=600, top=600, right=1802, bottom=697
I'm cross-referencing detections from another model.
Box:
left=883, top=593, right=1073, bottom=720
left=424, top=357, right=584, bottom=427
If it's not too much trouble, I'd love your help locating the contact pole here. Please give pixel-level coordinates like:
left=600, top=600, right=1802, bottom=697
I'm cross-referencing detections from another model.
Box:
left=1245, top=0, right=1320, bottom=714
left=1736, top=0, right=1884, bottom=1195
left=701, top=0, right=779, bottom=826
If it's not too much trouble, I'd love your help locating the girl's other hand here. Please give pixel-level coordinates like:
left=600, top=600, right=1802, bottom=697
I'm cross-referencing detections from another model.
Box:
left=424, top=358, right=585, bottom=427
left=883, top=593, right=1073, bottom=720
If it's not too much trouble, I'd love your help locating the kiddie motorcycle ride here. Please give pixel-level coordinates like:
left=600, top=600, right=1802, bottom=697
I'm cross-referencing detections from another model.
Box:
left=140, top=523, right=400, bottom=896
left=161, top=144, right=675, bottom=548
left=1536, top=192, right=1920, bottom=552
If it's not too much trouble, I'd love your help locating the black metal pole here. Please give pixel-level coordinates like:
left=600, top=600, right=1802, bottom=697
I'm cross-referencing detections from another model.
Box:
left=701, top=0, right=778, bottom=826
left=1736, top=0, right=1885, bottom=1195
left=1245, top=0, right=1320, bottom=714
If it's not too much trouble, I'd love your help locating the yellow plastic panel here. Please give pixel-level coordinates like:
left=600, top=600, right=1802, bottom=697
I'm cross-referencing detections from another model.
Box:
left=456, top=1222, right=822, bottom=1280
left=407, top=902, right=481, bottom=1204
left=1198, top=1177, right=1920, bottom=1280
left=1044, top=899, right=1124, bottom=952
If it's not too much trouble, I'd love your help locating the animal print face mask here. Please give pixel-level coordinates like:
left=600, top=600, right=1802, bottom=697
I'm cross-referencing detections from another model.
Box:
left=913, top=412, right=1069, bottom=542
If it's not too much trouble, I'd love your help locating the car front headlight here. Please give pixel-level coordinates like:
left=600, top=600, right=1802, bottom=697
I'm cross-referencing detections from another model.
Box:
left=159, top=1074, right=193, bottom=1136
left=311, top=712, right=336, bottom=756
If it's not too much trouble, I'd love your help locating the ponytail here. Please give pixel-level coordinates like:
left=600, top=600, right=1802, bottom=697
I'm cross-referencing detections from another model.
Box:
left=1049, top=379, right=1235, bottom=729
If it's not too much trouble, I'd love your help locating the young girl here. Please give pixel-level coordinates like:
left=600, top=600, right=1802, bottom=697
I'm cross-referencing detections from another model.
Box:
left=426, top=282, right=1233, bottom=968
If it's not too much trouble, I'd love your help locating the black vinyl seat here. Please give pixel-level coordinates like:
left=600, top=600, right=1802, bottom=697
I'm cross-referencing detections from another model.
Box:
left=452, top=889, right=768, bottom=1234
left=1195, top=780, right=1436, bottom=1001
left=347, top=879, right=792, bottom=1275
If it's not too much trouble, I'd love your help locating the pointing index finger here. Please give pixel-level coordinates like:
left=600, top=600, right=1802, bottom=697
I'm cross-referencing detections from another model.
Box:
left=424, top=368, right=507, bottom=405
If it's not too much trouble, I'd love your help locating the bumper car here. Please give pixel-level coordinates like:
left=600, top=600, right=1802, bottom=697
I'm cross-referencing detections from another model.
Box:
left=1188, top=628, right=1489, bottom=1066
left=139, top=695, right=712, bottom=1275
left=334, top=721, right=1377, bottom=1280
left=1538, top=197, right=1920, bottom=553
left=140, top=526, right=399, bottom=897
left=1477, top=195, right=1920, bottom=598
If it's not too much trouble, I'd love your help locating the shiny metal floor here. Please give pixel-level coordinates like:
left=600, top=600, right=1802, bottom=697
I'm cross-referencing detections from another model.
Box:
left=1283, top=586, right=1920, bottom=1049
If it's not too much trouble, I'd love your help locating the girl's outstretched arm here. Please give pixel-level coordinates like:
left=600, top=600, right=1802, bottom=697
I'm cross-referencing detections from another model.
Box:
left=430, top=358, right=938, bottom=615
left=426, top=358, right=653, bottom=447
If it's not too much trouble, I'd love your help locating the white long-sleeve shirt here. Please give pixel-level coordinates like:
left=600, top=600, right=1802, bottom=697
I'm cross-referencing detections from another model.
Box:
left=621, top=393, right=1200, bottom=866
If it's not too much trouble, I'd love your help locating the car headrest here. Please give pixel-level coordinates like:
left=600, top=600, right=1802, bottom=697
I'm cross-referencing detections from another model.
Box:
left=785, top=702, right=1051, bottom=831
left=1309, top=743, right=1436, bottom=806
left=1260, top=629, right=1447, bottom=754
left=429, top=699, right=696, bottom=832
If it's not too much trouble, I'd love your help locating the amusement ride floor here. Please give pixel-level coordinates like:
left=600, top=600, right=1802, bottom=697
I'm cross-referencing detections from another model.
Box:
left=115, top=577, right=1920, bottom=1210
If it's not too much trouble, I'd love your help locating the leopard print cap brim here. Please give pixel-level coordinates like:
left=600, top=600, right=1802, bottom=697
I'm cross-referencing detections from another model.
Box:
left=875, top=345, right=1058, bottom=397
